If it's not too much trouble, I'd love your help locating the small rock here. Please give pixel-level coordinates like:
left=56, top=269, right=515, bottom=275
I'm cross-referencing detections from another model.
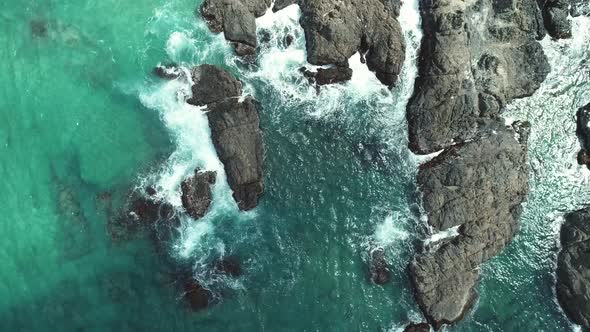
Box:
left=578, top=150, right=589, bottom=166
left=181, top=170, right=216, bottom=220
left=184, top=279, right=211, bottom=311
left=153, top=64, right=182, bottom=80
left=404, top=322, right=430, bottom=332
left=369, top=247, right=390, bottom=285
left=301, top=66, right=353, bottom=86
left=284, top=34, right=294, bottom=47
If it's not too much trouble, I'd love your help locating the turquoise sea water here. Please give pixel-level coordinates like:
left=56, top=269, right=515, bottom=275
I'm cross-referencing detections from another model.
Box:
left=0, top=1, right=589, bottom=331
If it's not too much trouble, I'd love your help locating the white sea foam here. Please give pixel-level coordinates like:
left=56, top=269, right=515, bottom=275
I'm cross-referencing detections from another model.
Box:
left=374, top=214, right=411, bottom=248
left=424, top=225, right=460, bottom=247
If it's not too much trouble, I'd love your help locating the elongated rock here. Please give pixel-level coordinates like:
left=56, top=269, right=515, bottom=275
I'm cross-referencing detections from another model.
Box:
left=187, top=65, right=264, bottom=211
left=181, top=170, right=216, bottom=220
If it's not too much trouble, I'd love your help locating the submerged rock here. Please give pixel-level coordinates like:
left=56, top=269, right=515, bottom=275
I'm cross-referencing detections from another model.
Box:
left=556, top=207, right=590, bottom=328
left=298, top=0, right=405, bottom=87
left=181, top=170, right=216, bottom=220
left=187, top=65, right=264, bottom=211
left=213, top=256, right=242, bottom=277
left=406, top=0, right=549, bottom=154
left=409, top=122, right=529, bottom=329
left=368, top=247, right=391, bottom=285
left=184, top=279, right=212, bottom=311
left=30, top=19, right=48, bottom=38
left=153, top=64, right=183, bottom=80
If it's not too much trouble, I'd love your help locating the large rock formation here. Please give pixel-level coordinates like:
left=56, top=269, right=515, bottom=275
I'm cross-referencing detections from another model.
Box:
left=201, top=0, right=271, bottom=55
left=556, top=207, right=590, bottom=328
left=409, top=121, right=530, bottom=329
left=181, top=170, right=216, bottom=220
left=298, top=0, right=406, bottom=87
left=187, top=65, right=264, bottom=211
left=407, top=0, right=550, bottom=154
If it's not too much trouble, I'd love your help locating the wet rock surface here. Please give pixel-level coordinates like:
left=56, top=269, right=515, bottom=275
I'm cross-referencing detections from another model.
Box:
left=153, top=63, right=183, bottom=80
left=187, top=65, right=264, bottom=211
left=181, top=170, right=216, bottom=220
left=540, top=0, right=572, bottom=38
left=301, top=66, right=353, bottom=86
left=407, top=0, right=550, bottom=154
left=409, top=121, right=530, bottom=329
left=200, top=0, right=271, bottom=55
left=576, top=103, right=590, bottom=169
left=556, top=207, right=590, bottom=328
left=404, top=322, right=431, bottom=332
left=298, top=0, right=405, bottom=87
left=368, top=247, right=391, bottom=285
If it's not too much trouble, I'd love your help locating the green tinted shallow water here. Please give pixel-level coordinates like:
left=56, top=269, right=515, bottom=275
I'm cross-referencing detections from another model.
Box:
left=0, top=0, right=589, bottom=331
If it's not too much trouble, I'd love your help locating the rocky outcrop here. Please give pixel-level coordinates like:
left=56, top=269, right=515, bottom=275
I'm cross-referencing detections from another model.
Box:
left=298, top=0, right=405, bottom=87
left=540, top=0, right=572, bottom=38
left=409, top=121, right=530, bottom=329
left=404, top=322, right=431, bottom=332
left=201, top=0, right=271, bottom=55
left=556, top=207, right=590, bottom=328
left=407, top=0, right=550, bottom=154
left=153, top=64, right=183, bottom=80
left=576, top=103, right=590, bottom=168
left=368, top=247, right=391, bottom=285
left=300, top=66, right=353, bottom=86
left=187, top=65, right=264, bottom=211
left=272, top=0, right=297, bottom=12
left=181, top=170, right=216, bottom=220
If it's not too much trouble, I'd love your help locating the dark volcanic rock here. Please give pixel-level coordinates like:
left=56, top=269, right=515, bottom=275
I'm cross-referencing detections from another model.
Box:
left=404, top=322, right=431, bottom=332
left=187, top=65, right=242, bottom=106
left=298, top=0, right=405, bottom=87
left=187, top=65, right=264, bottom=211
left=556, top=207, right=590, bottom=328
left=184, top=279, right=212, bottom=311
left=200, top=0, right=271, bottom=55
left=540, top=0, right=572, bottom=38
left=369, top=247, right=391, bottom=285
left=407, top=0, right=550, bottom=154
left=207, top=97, right=264, bottom=210
left=410, top=122, right=529, bottom=329
left=181, top=170, right=216, bottom=220
left=576, top=103, right=590, bottom=168
left=301, top=66, right=353, bottom=86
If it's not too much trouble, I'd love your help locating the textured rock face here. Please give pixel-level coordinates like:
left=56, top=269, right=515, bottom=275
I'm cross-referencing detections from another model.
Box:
left=540, top=0, right=572, bottom=38
left=576, top=103, right=590, bottom=168
left=201, top=0, right=271, bottom=54
left=404, top=322, right=431, bottom=332
left=556, top=208, right=590, bottom=328
left=407, top=0, right=550, bottom=154
left=298, top=0, right=406, bottom=87
left=368, top=247, right=391, bottom=285
left=187, top=65, right=264, bottom=211
left=181, top=170, right=216, bottom=220
left=410, top=122, right=530, bottom=329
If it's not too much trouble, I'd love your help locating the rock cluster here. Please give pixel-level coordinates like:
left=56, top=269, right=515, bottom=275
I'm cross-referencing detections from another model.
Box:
left=199, top=0, right=405, bottom=87
left=406, top=0, right=549, bottom=154
left=297, top=0, right=405, bottom=87
left=556, top=207, right=590, bottom=328
left=187, top=65, right=264, bottom=211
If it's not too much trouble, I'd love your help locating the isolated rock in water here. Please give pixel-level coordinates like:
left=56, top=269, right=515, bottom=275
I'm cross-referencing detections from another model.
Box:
left=406, top=0, right=549, bottom=154
left=410, top=121, right=529, bottom=329
left=540, top=0, right=572, bottom=38
left=187, top=65, right=264, bottom=211
left=556, top=207, right=590, bottom=328
left=576, top=103, right=590, bottom=168
left=184, top=279, right=212, bottom=311
left=207, top=97, right=264, bottom=210
left=298, top=0, right=405, bottom=87
left=200, top=0, right=271, bottom=55
left=301, top=66, right=353, bottom=86
left=404, top=322, right=431, bottom=332
left=181, top=170, right=216, bottom=220
left=368, top=247, right=391, bottom=285
left=153, top=64, right=183, bottom=80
